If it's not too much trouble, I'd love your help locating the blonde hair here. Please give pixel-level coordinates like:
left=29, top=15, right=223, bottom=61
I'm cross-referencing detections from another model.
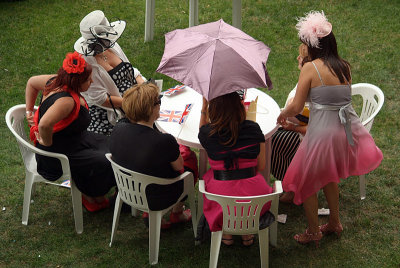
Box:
left=122, top=83, right=159, bottom=123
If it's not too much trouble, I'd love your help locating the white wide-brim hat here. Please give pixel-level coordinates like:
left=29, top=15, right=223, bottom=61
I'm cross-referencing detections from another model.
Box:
left=74, top=10, right=126, bottom=56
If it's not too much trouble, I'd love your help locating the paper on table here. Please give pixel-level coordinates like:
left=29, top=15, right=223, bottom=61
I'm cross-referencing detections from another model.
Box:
left=163, top=85, right=186, bottom=96
left=158, top=103, right=193, bottom=124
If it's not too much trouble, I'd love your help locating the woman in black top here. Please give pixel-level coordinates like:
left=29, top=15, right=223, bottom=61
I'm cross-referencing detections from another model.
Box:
left=26, top=52, right=116, bottom=212
left=109, top=82, right=192, bottom=226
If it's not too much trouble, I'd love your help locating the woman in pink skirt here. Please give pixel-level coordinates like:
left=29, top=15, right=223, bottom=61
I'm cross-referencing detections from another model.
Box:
left=199, top=92, right=273, bottom=246
left=277, top=11, right=383, bottom=246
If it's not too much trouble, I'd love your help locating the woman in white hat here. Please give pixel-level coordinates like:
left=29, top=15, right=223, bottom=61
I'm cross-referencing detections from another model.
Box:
left=74, top=10, right=146, bottom=135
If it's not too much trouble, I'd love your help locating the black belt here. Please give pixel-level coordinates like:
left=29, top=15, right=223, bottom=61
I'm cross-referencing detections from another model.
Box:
left=214, top=167, right=257, bottom=181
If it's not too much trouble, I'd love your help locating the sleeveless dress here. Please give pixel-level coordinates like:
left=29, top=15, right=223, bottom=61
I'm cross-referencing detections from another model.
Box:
left=36, top=91, right=116, bottom=197
left=88, top=62, right=137, bottom=135
left=199, top=120, right=273, bottom=232
left=283, top=63, right=383, bottom=205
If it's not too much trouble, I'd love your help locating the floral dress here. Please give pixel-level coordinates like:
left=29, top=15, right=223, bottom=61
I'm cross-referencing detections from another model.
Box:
left=87, top=62, right=137, bottom=135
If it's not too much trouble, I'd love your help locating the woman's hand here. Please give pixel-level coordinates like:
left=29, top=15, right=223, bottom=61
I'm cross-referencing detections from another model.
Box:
left=34, top=130, right=52, bottom=146
left=199, top=97, right=209, bottom=128
left=26, top=110, right=35, bottom=126
left=277, top=109, right=288, bottom=126
left=202, top=97, right=208, bottom=110
left=281, top=121, right=297, bottom=131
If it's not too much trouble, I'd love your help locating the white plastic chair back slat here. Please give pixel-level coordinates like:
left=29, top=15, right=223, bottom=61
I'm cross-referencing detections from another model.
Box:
left=5, top=104, right=83, bottom=233
left=352, top=83, right=384, bottom=132
left=199, top=180, right=282, bottom=268
left=351, top=83, right=384, bottom=200
left=106, top=153, right=197, bottom=265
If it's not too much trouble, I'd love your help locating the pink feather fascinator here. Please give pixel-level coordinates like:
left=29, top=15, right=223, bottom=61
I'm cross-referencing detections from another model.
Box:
left=296, top=11, right=332, bottom=48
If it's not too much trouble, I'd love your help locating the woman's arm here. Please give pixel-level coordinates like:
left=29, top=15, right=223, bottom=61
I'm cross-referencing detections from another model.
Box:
left=36, top=97, right=74, bottom=146
left=277, top=62, right=313, bottom=125
left=256, top=142, right=266, bottom=172
left=25, top=75, right=55, bottom=125
left=170, top=154, right=184, bottom=171
left=102, top=95, right=123, bottom=108
left=135, top=75, right=145, bottom=85
left=199, top=97, right=209, bottom=128
left=281, top=123, right=308, bottom=135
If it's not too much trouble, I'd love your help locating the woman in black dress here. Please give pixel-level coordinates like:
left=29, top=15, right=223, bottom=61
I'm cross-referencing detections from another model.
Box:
left=26, top=52, right=116, bottom=212
left=110, top=82, right=193, bottom=228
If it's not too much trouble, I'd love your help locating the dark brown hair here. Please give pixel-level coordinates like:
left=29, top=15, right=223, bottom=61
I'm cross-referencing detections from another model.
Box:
left=208, top=92, right=246, bottom=146
left=44, top=64, right=92, bottom=95
left=306, top=32, right=351, bottom=83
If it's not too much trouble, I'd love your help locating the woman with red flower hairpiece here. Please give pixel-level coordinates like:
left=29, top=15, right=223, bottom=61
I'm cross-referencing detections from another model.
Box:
left=277, top=11, right=382, bottom=246
left=25, top=52, right=116, bottom=212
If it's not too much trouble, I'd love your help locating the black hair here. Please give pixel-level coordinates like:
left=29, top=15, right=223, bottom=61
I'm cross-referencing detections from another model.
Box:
left=307, top=32, right=351, bottom=83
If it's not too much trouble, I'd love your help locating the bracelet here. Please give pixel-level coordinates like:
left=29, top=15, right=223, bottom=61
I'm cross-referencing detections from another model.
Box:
left=26, top=110, right=33, bottom=115
left=201, top=111, right=207, bottom=115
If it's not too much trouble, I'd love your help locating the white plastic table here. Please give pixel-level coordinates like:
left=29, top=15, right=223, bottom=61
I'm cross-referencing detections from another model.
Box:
left=155, top=86, right=280, bottom=181
left=145, top=0, right=242, bottom=42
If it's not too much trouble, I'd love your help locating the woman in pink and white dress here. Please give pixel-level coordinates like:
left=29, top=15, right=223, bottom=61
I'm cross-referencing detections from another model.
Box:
left=277, top=11, right=383, bottom=246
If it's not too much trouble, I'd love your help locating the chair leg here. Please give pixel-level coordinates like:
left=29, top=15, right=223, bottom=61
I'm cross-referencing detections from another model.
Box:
left=188, top=189, right=198, bottom=238
left=148, top=211, right=162, bottom=265
left=209, top=231, right=223, bottom=268
left=31, top=181, right=37, bottom=197
left=197, top=189, right=204, bottom=224
left=359, top=174, right=366, bottom=200
left=258, top=228, right=269, bottom=268
left=131, top=207, right=139, bottom=217
left=269, top=195, right=279, bottom=247
left=269, top=221, right=277, bottom=247
left=22, top=173, right=35, bottom=225
left=109, top=193, right=123, bottom=247
left=70, top=179, right=83, bottom=234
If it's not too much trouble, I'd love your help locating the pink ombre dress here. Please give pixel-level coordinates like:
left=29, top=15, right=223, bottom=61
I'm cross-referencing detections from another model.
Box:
left=199, top=121, right=273, bottom=232
left=283, top=63, right=383, bottom=205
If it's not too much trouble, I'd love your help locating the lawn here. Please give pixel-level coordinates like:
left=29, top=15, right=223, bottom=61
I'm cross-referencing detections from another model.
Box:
left=0, top=0, right=399, bottom=267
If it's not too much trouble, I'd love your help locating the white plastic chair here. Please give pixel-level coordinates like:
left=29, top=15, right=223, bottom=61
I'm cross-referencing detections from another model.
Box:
left=198, top=180, right=283, bottom=268
left=105, top=153, right=197, bottom=265
left=351, top=83, right=384, bottom=200
left=5, top=104, right=83, bottom=234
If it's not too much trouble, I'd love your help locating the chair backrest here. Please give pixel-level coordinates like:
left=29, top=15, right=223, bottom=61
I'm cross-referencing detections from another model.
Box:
left=5, top=104, right=71, bottom=177
left=105, top=153, right=187, bottom=211
left=351, top=83, right=384, bottom=132
left=199, top=180, right=282, bottom=235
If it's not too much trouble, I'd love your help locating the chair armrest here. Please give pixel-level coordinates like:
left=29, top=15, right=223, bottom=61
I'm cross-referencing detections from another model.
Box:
left=273, top=180, right=283, bottom=194
left=198, top=180, right=205, bottom=193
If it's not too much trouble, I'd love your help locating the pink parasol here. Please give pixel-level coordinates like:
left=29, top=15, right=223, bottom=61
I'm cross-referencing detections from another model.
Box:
left=156, top=19, right=273, bottom=100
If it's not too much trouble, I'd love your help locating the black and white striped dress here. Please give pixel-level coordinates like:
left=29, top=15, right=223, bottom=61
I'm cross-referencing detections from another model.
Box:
left=271, top=128, right=301, bottom=180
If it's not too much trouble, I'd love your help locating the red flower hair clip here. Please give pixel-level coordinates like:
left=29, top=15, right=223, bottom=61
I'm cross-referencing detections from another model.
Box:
left=63, top=51, right=86, bottom=74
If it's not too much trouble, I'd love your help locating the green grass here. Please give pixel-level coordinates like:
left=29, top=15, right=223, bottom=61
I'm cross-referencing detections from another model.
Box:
left=1, top=0, right=399, bottom=267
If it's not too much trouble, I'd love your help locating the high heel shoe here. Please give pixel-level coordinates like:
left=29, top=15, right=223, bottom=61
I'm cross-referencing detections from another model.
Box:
left=294, top=229, right=323, bottom=248
left=319, top=223, right=343, bottom=238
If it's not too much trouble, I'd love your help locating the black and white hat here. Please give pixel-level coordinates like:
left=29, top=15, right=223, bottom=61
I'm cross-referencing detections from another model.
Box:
left=74, top=10, right=126, bottom=56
